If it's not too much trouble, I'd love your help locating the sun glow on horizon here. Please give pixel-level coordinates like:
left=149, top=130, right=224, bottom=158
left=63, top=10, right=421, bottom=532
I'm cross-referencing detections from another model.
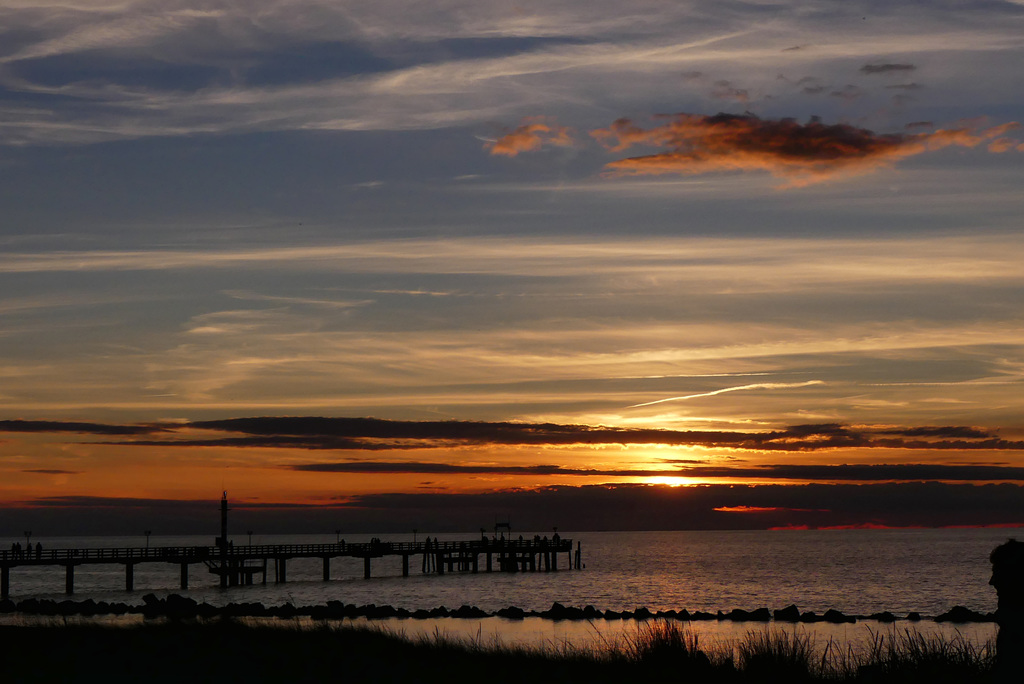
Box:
left=641, top=475, right=700, bottom=487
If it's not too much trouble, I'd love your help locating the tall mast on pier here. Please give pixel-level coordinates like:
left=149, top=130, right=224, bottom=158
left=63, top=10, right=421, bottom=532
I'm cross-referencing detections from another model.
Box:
left=219, top=491, right=229, bottom=549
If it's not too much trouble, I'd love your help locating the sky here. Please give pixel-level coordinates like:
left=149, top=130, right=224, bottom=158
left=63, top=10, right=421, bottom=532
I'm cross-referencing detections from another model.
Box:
left=2, top=0, right=1024, bottom=536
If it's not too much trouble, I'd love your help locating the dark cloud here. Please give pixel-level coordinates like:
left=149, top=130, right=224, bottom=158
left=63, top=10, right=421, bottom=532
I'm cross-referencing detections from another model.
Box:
left=711, top=80, right=749, bottom=103
left=874, top=426, right=993, bottom=439
left=22, top=469, right=80, bottom=475
left=0, top=419, right=156, bottom=436
left=289, top=462, right=664, bottom=476
left=861, top=63, right=916, bottom=75
left=829, top=85, right=863, bottom=100
left=590, top=112, right=1020, bottom=186
left=886, top=83, right=923, bottom=91
left=94, top=417, right=1024, bottom=453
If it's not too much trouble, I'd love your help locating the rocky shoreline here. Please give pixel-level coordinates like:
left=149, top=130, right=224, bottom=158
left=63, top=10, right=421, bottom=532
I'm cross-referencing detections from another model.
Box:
left=0, top=595, right=994, bottom=624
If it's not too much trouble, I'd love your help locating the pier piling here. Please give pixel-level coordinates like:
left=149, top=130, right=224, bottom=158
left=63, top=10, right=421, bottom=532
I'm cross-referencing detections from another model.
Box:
left=64, top=564, right=74, bottom=595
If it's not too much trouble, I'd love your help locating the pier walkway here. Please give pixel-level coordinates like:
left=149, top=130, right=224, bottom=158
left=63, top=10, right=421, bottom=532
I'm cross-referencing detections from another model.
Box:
left=0, top=537, right=580, bottom=598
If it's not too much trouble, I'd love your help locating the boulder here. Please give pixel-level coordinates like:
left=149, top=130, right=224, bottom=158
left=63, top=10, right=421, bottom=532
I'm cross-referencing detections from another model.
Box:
left=452, top=605, right=488, bottom=618
left=774, top=605, right=801, bottom=622
left=496, top=606, right=526, bottom=620
left=725, top=608, right=770, bottom=622
left=633, top=606, right=653, bottom=620
left=823, top=609, right=855, bottom=624
left=935, top=606, right=992, bottom=623
left=165, top=594, right=198, bottom=619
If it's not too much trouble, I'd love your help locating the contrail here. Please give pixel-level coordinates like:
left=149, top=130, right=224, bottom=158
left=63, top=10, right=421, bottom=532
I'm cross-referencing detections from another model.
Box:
left=627, top=380, right=824, bottom=408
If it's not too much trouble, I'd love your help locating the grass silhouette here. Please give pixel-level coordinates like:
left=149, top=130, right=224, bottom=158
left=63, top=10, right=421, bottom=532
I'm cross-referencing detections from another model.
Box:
left=0, top=618, right=995, bottom=683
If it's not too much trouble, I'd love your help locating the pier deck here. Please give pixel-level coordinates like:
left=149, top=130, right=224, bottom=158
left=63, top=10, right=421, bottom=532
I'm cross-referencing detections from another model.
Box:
left=0, top=538, right=580, bottom=599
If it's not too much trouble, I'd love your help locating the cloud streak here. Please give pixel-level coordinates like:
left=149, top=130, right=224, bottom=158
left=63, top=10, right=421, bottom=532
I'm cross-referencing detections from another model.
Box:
left=626, top=380, right=824, bottom=408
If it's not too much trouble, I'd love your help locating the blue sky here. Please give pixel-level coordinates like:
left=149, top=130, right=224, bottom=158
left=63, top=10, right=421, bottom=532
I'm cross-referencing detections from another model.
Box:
left=1, top=1, right=1023, bottom=530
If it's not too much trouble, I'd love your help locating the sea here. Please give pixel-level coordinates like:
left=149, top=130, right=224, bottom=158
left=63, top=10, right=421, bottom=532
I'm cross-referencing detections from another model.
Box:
left=1, top=528, right=1011, bottom=652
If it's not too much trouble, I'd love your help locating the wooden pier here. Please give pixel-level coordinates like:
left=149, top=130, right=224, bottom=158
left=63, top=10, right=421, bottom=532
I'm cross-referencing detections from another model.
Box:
left=2, top=495, right=580, bottom=599
left=0, top=537, right=580, bottom=599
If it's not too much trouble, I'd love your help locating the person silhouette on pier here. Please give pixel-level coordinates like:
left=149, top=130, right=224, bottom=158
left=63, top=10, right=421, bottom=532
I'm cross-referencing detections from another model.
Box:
left=35, top=542, right=41, bottom=559
left=990, top=538, right=1024, bottom=681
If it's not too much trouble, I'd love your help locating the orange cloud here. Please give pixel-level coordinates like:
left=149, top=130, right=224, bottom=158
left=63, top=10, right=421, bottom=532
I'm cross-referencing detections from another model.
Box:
left=591, top=113, right=1021, bottom=186
left=486, top=117, right=574, bottom=157
left=715, top=505, right=829, bottom=513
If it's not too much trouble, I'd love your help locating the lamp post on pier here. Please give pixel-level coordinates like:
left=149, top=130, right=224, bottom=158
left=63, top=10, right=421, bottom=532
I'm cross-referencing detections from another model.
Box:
left=23, top=531, right=31, bottom=549
left=413, top=528, right=417, bottom=544
left=335, top=529, right=341, bottom=544
left=247, top=530, right=253, bottom=546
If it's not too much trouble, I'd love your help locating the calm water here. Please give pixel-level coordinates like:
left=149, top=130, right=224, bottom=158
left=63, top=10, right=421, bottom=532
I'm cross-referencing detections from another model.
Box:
left=1, top=528, right=1009, bottom=617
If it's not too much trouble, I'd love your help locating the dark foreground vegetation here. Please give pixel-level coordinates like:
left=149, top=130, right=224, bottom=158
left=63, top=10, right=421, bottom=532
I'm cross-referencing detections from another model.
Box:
left=0, top=618, right=994, bottom=683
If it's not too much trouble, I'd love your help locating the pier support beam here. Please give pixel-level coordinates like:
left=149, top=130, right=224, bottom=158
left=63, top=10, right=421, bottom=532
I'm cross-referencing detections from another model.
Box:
left=363, top=556, right=371, bottom=579
left=180, top=563, right=189, bottom=590
left=65, top=564, right=74, bottom=595
left=402, top=554, right=409, bottom=577
left=322, top=557, right=330, bottom=582
left=275, top=558, right=287, bottom=583
left=1, top=566, right=9, bottom=600
left=125, top=563, right=134, bottom=591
